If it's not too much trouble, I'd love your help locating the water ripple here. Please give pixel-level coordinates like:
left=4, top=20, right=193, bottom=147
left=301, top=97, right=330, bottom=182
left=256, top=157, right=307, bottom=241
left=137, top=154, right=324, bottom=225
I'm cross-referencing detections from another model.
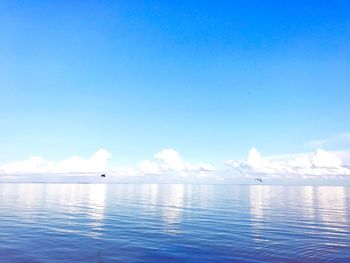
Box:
left=0, top=184, right=349, bottom=262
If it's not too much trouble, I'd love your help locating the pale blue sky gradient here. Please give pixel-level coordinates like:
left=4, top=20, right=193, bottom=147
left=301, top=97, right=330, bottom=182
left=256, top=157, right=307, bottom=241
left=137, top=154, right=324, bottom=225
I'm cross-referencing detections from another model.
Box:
left=1, top=0, right=350, bottom=166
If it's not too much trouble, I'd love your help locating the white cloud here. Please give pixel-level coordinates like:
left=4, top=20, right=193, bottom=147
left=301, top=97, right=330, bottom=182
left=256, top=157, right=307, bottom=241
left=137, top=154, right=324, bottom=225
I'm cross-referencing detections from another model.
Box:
left=311, top=149, right=342, bottom=168
left=1, top=156, right=50, bottom=174
left=0, top=148, right=214, bottom=180
left=154, top=148, right=185, bottom=171
left=1, top=149, right=111, bottom=175
left=225, top=148, right=350, bottom=178
left=1, top=147, right=350, bottom=182
left=138, top=160, right=161, bottom=175
left=55, top=149, right=111, bottom=173
left=138, top=148, right=215, bottom=177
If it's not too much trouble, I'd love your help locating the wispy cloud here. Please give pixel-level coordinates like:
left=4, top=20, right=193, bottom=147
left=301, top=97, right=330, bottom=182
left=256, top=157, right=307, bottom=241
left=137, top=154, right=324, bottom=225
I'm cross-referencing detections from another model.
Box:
left=305, top=132, right=350, bottom=148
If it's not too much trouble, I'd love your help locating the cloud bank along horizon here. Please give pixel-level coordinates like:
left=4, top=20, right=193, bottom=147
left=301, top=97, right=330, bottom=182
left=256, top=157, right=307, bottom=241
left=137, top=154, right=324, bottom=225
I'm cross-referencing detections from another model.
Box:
left=1, top=148, right=350, bottom=182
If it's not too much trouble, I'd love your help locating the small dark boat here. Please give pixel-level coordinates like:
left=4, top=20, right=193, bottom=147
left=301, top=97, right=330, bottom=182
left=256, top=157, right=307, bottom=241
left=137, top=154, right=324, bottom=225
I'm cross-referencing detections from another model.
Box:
left=101, top=174, right=106, bottom=178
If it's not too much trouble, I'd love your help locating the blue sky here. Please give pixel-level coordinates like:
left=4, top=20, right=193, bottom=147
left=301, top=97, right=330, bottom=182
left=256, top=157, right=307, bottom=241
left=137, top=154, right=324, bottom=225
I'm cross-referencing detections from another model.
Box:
left=1, top=0, right=350, bottom=168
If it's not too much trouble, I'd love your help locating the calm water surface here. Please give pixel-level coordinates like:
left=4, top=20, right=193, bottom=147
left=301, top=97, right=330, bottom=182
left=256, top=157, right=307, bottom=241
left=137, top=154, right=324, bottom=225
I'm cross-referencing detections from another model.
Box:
left=0, top=184, right=349, bottom=262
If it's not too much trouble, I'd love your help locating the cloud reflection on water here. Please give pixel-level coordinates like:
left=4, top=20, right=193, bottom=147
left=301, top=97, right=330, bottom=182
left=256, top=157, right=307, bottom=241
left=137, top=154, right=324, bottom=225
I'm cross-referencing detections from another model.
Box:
left=0, top=183, right=350, bottom=262
left=248, top=185, right=349, bottom=249
left=315, top=186, right=347, bottom=230
left=86, top=184, right=106, bottom=237
left=161, top=184, right=185, bottom=234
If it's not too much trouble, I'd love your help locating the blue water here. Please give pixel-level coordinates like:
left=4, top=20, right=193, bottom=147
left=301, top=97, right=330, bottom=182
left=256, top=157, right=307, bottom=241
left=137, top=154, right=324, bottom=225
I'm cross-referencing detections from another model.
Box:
left=0, top=184, right=349, bottom=262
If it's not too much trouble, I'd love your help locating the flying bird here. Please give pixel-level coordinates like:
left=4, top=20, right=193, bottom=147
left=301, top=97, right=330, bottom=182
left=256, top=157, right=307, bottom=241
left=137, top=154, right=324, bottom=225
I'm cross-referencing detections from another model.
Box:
left=255, top=178, right=263, bottom=183
left=101, top=174, right=106, bottom=178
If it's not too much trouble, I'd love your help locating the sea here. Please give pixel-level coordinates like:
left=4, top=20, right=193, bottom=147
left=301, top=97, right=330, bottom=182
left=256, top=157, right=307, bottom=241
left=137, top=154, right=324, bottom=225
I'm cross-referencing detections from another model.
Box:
left=0, top=183, right=349, bottom=262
